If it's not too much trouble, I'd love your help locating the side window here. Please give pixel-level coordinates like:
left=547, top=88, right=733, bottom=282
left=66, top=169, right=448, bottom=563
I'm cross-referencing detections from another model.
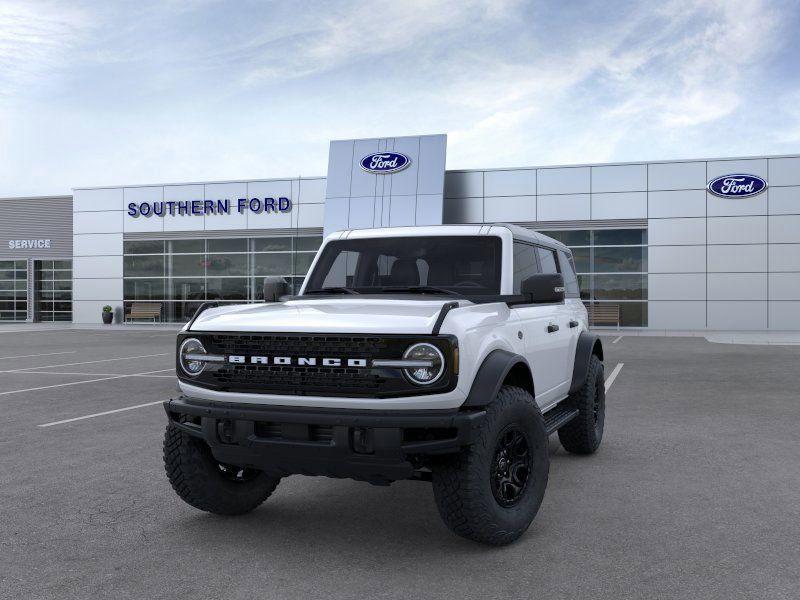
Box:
left=536, top=247, right=559, bottom=274
left=558, top=250, right=580, bottom=298
left=513, top=242, right=539, bottom=293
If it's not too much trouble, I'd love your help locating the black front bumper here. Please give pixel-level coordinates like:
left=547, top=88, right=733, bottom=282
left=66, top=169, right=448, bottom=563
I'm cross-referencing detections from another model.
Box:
left=164, top=396, right=486, bottom=484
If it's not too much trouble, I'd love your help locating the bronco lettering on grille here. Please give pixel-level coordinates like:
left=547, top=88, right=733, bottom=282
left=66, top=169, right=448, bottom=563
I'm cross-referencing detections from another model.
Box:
left=227, top=355, right=369, bottom=367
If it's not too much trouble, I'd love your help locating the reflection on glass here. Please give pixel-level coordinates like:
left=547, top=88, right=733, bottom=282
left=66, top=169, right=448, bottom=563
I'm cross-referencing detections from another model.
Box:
left=170, top=254, right=205, bottom=277
left=206, top=254, right=248, bottom=276
left=295, top=237, right=323, bottom=252
left=124, top=240, right=165, bottom=254
left=591, top=275, right=647, bottom=300
left=253, top=253, right=292, bottom=276
left=124, top=255, right=165, bottom=277
left=170, top=240, right=204, bottom=254
left=593, top=247, right=646, bottom=273
left=253, top=238, right=292, bottom=252
left=593, top=229, right=646, bottom=246
left=208, top=238, right=247, bottom=253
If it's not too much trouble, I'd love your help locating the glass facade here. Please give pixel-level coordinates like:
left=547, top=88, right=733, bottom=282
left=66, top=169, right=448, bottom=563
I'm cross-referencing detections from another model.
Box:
left=36, top=260, right=73, bottom=322
left=538, top=228, right=648, bottom=327
left=0, top=260, right=28, bottom=321
left=122, top=235, right=322, bottom=322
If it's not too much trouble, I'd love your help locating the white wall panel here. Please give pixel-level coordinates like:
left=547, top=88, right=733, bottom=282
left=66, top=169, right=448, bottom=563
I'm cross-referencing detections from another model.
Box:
left=648, top=189, right=706, bottom=218
left=73, top=277, right=123, bottom=301
left=649, top=301, right=706, bottom=329
left=648, top=274, right=706, bottom=300
left=416, top=194, right=444, bottom=226
left=247, top=179, right=292, bottom=201
left=768, top=301, right=800, bottom=330
left=388, top=137, right=422, bottom=196
left=769, top=186, right=800, bottom=215
left=648, top=161, right=706, bottom=191
left=484, top=170, right=535, bottom=197
left=204, top=183, right=247, bottom=230
left=74, top=211, right=123, bottom=235
left=591, top=192, right=646, bottom=219
left=537, top=167, right=590, bottom=195
left=389, top=196, right=416, bottom=227
left=707, top=244, right=767, bottom=272
left=349, top=138, right=381, bottom=197
left=591, top=164, right=646, bottom=193
left=707, top=158, right=768, bottom=181
left=443, top=196, right=483, bottom=223
left=445, top=172, right=483, bottom=198
left=648, top=246, right=706, bottom=273
left=298, top=203, right=325, bottom=228
left=707, top=216, right=767, bottom=245
left=768, top=157, right=800, bottom=187
left=708, top=273, right=767, bottom=300
left=769, top=273, right=800, bottom=300
left=707, top=301, right=767, bottom=330
left=417, top=135, right=448, bottom=195
left=73, top=187, right=124, bottom=212
left=323, top=197, right=349, bottom=234
left=292, top=178, right=326, bottom=204
left=73, top=300, right=122, bottom=324
left=537, top=194, right=590, bottom=221
left=648, top=217, right=705, bottom=246
left=768, top=215, right=800, bottom=243
left=347, top=196, right=375, bottom=229
left=73, top=233, right=122, bottom=257
left=73, top=255, right=123, bottom=279
left=768, top=244, right=800, bottom=271
left=484, top=196, right=536, bottom=222
left=707, top=190, right=767, bottom=217
left=325, top=141, right=354, bottom=198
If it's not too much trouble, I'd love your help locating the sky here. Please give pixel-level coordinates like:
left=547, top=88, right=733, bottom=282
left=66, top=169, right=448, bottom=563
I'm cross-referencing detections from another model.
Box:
left=0, top=0, right=799, bottom=197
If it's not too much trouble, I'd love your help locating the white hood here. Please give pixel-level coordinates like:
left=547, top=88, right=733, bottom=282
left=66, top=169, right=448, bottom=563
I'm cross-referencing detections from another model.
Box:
left=188, top=298, right=464, bottom=334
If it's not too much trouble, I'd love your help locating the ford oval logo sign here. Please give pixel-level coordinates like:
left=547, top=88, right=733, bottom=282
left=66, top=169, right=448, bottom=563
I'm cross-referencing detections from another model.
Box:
left=707, top=174, right=767, bottom=198
left=360, top=152, right=411, bottom=174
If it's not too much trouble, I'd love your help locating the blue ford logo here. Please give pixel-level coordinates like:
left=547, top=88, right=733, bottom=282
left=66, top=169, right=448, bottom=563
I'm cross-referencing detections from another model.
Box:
left=707, top=174, right=767, bottom=198
left=360, top=152, right=411, bottom=174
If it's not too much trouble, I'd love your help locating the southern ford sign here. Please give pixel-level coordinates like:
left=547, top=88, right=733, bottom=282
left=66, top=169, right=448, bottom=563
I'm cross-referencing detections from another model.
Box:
left=707, top=174, right=767, bottom=198
left=127, top=197, right=291, bottom=218
left=360, top=152, right=411, bottom=174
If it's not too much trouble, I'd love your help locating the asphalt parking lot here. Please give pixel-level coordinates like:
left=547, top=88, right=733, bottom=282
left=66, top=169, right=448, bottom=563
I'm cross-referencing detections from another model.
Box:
left=1, top=328, right=798, bottom=600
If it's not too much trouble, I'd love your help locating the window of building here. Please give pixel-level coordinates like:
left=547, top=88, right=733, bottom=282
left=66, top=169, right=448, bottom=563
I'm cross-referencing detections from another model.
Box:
left=535, top=228, right=648, bottom=327
left=0, top=260, right=28, bottom=321
left=122, top=235, right=322, bottom=322
left=36, top=260, right=72, bottom=322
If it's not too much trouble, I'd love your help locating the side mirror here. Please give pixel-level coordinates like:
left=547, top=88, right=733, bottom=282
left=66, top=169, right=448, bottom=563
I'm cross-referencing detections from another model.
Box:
left=521, top=273, right=565, bottom=304
left=262, top=276, right=289, bottom=302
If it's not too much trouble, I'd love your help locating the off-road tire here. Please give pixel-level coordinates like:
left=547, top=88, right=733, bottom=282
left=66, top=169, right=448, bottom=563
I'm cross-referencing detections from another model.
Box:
left=558, top=354, right=605, bottom=454
left=431, top=385, right=549, bottom=545
left=163, top=423, right=280, bottom=515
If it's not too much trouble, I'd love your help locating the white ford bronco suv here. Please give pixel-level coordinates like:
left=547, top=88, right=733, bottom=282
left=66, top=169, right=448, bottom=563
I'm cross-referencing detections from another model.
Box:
left=163, top=224, right=605, bottom=545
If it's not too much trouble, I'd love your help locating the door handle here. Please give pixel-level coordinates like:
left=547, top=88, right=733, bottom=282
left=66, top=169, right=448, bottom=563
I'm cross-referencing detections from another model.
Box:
left=547, top=323, right=559, bottom=333
left=569, top=320, right=579, bottom=328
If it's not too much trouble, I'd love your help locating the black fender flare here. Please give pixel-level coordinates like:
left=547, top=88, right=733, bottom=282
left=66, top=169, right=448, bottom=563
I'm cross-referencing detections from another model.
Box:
left=462, top=349, right=533, bottom=408
left=569, top=331, right=604, bottom=395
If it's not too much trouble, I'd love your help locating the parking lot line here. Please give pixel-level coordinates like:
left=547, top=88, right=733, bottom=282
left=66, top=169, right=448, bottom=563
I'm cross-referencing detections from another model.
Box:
left=612, top=335, right=623, bottom=344
left=0, top=368, right=173, bottom=397
left=0, top=353, right=170, bottom=373
left=5, top=370, right=175, bottom=378
left=38, top=401, right=164, bottom=428
left=0, top=351, right=77, bottom=360
left=605, top=362, right=624, bottom=391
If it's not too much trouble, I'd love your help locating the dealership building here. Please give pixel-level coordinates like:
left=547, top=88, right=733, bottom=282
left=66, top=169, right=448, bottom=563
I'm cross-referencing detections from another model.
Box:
left=1, top=133, right=799, bottom=330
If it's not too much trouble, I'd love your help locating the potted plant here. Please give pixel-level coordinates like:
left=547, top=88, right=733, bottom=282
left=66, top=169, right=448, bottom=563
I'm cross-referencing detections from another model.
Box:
left=102, top=305, right=113, bottom=325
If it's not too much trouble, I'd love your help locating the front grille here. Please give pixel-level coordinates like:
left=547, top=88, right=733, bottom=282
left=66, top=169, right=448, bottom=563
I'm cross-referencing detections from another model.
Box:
left=182, top=332, right=457, bottom=398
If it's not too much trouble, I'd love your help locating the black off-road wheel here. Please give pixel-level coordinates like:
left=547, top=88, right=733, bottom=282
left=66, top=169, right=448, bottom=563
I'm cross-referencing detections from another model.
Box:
left=163, top=423, right=280, bottom=515
left=558, top=354, right=605, bottom=454
left=431, top=386, right=549, bottom=546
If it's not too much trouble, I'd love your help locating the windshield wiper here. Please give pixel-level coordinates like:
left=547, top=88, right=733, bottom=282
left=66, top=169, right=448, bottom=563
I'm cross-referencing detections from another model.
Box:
left=380, top=285, right=462, bottom=297
left=303, top=287, right=360, bottom=295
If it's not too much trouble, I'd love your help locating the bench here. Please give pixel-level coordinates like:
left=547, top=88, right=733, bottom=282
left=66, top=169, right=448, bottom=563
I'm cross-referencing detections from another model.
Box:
left=585, top=303, right=620, bottom=329
left=126, top=302, right=162, bottom=323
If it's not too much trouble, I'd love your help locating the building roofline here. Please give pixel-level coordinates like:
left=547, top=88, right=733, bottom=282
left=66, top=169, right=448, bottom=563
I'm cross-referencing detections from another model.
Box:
left=0, top=195, right=72, bottom=201
left=72, top=175, right=326, bottom=192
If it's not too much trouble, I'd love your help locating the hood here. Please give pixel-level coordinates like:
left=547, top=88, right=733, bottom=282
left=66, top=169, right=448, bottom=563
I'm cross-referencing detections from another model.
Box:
left=188, top=297, right=465, bottom=334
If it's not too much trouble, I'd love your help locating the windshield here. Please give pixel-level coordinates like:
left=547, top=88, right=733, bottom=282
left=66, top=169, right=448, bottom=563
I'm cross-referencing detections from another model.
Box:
left=303, top=236, right=502, bottom=296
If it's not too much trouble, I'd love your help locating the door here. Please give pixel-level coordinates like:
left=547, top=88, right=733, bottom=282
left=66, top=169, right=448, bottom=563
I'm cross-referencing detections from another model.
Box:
left=511, top=243, right=572, bottom=407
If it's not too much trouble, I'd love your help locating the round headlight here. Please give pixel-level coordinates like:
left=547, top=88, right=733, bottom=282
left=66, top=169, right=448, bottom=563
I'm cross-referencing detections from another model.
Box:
left=403, top=343, right=445, bottom=385
left=179, top=337, right=207, bottom=377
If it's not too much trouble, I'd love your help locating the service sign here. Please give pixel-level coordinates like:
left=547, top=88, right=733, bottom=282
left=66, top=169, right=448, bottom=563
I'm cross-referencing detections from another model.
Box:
left=8, top=239, right=51, bottom=249
left=707, top=174, right=767, bottom=198
left=360, top=152, right=411, bottom=174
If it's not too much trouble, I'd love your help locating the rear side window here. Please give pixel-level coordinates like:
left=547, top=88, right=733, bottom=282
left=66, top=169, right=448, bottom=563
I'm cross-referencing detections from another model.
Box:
left=513, top=242, right=540, bottom=293
left=536, top=247, right=559, bottom=274
left=558, top=250, right=580, bottom=298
